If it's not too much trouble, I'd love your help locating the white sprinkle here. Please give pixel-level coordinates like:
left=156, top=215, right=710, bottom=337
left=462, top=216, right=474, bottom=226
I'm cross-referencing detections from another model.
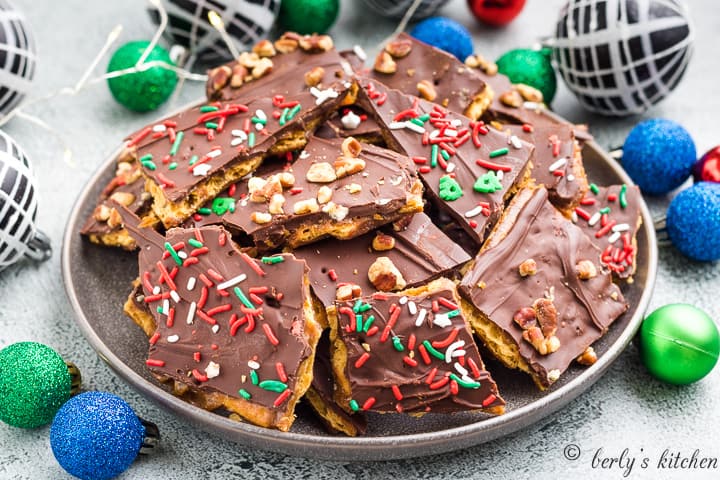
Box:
left=571, top=211, right=578, bottom=223
left=567, top=174, right=575, bottom=181
left=341, top=110, right=361, bottom=130
left=496, top=169, right=504, bottom=180
left=162, top=299, right=169, bottom=315
left=231, top=137, right=244, bottom=147
left=408, top=301, right=417, bottom=315
left=342, top=81, right=352, bottom=88
left=415, top=308, right=428, bottom=327
left=231, top=129, right=247, bottom=139
left=450, top=119, right=462, bottom=127
left=177, top=250, right=187, bottom=259
left=445, top=340, right=466, bottom=363
left=207, top=149, right=222, bottom=158
left=193, top=164, right=212, bottom=176
left=152, top=124, right=167, bottom=132
left=187, top=277, right=196, bottom=291
left=205, top=361, right=220, bottom=379
left=446, top=162, right=456, bottom=173
left=310, top=86, right=339, bottom=105
left=255, top=122, right=264, bottom=131
left=433, top=313, right=452, bottom=328
left=170, top=290, right=181, bottom=303
left=452, top=349, right=467, bottom=358
left=167, top=335, right=179, bottom=343
left=548, top=157, right=568, bottom=172
left=510, top=135, right=523, bottom=149
left=454, top=362, right=468, bottom=377
left=299, top=150, right=310, bottom=159
left=217, top=273, right=247, bottom=291
left=429, top=129, right=440, bottom=139
left=444, top=128, right=458, bottom=137
left=353, top=44, right=367, bottom=61
left=398, top=296, right=408, bottom=305
left=389, top=121, right=406, bottom=130
left=608, top=231, right=621, bottom=244
left=152, top=286, right=161, bottom=295
left=461, top=374, right=477, bottom=385
left=588, top=211, right=602, bottom=227
left=248, top=360, right=260, bottom=370
left=255, top=109, right=267, bottom=121
left=341, top=60, right=354, bottom=77
left=403, top=121, right=425, bottom=134
left=465, top=206, right=484, bottom=218
left=523, top=101, right=542, bottom=110
left=186, top=301, right=196, bottom=324
left=612, top=223, right=630, bottom=232
left=212, top=324, right=220, bottom=334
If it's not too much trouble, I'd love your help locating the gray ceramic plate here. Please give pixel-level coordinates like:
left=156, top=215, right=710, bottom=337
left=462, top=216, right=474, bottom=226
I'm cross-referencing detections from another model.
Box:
left=62, top=134, right=657, bottom=461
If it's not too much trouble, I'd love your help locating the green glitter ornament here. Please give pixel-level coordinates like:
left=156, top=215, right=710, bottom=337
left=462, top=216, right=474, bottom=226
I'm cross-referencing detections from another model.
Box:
left=639, top=304, right=720, bottom=385
left=107, top=41, right=178, bottom=112
left=0, top=342, right=81, bottom=428
left=496, top=47, right=556, bottom=105
left=279, top=0, right=340, bottom=35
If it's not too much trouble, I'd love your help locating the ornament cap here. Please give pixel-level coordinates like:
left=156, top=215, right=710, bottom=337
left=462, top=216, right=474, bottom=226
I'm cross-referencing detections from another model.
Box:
left=24, top=229, right=52, bottom=263
left=139, top=417, right=161, bottom=455
left=65, top=361, right=82, bottom=396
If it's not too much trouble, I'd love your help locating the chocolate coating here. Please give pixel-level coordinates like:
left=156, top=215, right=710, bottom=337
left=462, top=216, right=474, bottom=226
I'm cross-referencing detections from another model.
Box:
left=459, top=188, right=628, bottom=388
left=315, top=106, right=383, bottom=143
left=334, top=281, right=505, bottom=413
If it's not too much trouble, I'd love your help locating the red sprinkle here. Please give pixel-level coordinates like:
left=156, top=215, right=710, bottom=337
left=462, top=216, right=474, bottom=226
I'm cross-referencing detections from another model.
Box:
left=327, top=269, right=338, bottom=281
left=366, top=325, right=379, bottom=336
left=192, top=369, right=208, bottom=382
left=354, top=352, right=371, bottom=368
left=426, top=367, right=439, bottom=385
left=407, top=333, right=416, bottom=351
left=482, top=394, right=497, bottom=407
left=273, top=389, right=292, bottom=407
left=575, top=207, right=591, bottom=221
left=146, top=359, right=165, bottom=367
left=403, top=356, right=418, bottom=367
left=432, top=328, right=460, bottom=348
left=391, top=384, right=403, bottom=401
left=206, top=304, right=232, bottom=316
left=149, top=332, right=161, bottom=345
left=276, top=363, right=288, bottom=383
left=429, top=377, right=450, bottom=390
left=450, top=379, right=459, bottom=395
left=196, top=310, right=217, bottom=325
left=245, top=314, right=256, bottom=333
left=362, top=397, right=376, bottom=411
left=580, top=197, right=596, bottom=206
left=249, top=286, right=269, bottom=294
left=156, top=261, right=177, bottom=291
left=193, top=352, right=201, bottom=363
left=437, top=297, right=458, bottom=310
left=418, top=344, right=432, bottom=365
left=263, top=323, right=280, bottom=346
left=166, top=308, right=175, bottom=327
left=197, top=286, right=209, bottom=309
left=595, top=219, right=617, bottom=238
left=207, top=268, right=224, bottom=282
left=240, top=253, right=266, bottom=276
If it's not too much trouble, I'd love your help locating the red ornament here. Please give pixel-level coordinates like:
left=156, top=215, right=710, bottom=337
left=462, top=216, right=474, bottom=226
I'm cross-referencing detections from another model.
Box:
left=467, top=0, right=526, bottom=27
left=693, top=146, right=720, bottom=183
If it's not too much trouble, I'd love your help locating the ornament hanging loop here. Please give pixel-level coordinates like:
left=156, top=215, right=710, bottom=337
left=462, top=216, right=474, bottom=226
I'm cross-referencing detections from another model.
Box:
left=139, top=417, right=161, bottom=455
left=24, top=228, right=52, bottom=263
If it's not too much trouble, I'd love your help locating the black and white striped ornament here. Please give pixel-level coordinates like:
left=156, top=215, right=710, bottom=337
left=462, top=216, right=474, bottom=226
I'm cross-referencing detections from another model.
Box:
left=0, top=0, right=36, bottom=120
left=148, top=0, right=280, bottom=65
left=0, top=130, right=50, bottom=271
left=359, top=0, right=450, bottom=20
left=553, top=0, right=693, bottom=116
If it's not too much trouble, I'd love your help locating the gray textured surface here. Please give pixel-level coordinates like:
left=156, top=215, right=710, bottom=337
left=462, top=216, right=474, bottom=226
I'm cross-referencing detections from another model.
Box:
left=0, top=0, right=718, bottom=479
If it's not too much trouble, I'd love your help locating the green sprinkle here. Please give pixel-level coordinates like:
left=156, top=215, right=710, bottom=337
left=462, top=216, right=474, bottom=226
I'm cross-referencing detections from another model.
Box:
left=489, top=147, right=509, bottom=158
left=362, top=315, right=375, bottom=332
left=205, top=121, right=219, bottom=129
left=422, top=340, right=445, bottom=360
left=417, top=113, right=430, bottom=122
left=599, top=206, right=611, bottom=215
left=139, top=154, right=153, bottom=162
left=189, top=155, right=199, bottom=166
left=141, top=160, right=157, bottom=171
left=439, top=175, right=463, bottom=201
left=200, top=105, right=219, bottom=113
left=259, top=380, right=288, bottom=392
left=250, top=370, right=259, bottom=386
left=261, top=255, right=285, bottom=265
left=392, top=336, right=404, bottom=352
left=431, top=144, right=439, bottom=167
left=170, top=131, right=184, bottom=156
left=287, top=104, right=302, bottom=120
left=238, top=388, right=252, bottom=400
left=168, top=162, right=178, bottom=170
left=279, top=107, right=289, bottom=126
left=353, top=299, right=363, bottom=314
left=248, top=132, right=256, bottom=148
left=447, top=309, right=460, bottom=318
left=357, top=303, right=372, bottom=313
left=440, top=149, right=450, bottom=161
left=619, top=184, right=628, bottom=209
left=473, top=171, right=503, bottom=193
left=250, top=117, right=267, bottom=125
left=590, top=183, right=599, bottom=195
left=197, top=207, right=212, bottom=215
left=449, top=373, right=481, bottom=389
left=164, top=241, right=183, bottom=266
left=156, top=306, right=163, bottom=313
left=212, top=197, right=236, bottom=215
left=188, top=238, right=203, bottom=248
left=349, top=399, right=360, bottom=412
left=356, top=314, right=363, bottom=333
left=233, top=286, right=254, bottom=309
left=410, top=117, right=425, bottom=127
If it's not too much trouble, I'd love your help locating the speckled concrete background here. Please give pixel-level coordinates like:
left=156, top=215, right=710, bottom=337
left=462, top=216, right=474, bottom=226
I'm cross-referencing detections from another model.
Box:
left=1, top=0, right=718, bottom=479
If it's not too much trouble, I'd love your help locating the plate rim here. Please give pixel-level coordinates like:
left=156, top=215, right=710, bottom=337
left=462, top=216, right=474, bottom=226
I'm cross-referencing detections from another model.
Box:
left=62, top=133, right=658, bottom=461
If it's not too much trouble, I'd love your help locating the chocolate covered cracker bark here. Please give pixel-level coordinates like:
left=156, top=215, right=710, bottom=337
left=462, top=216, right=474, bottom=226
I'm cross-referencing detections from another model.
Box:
left=222, top=135, right=423, bottom=251
left=573, top=183, right=642, bottom=280
left=329, top=277, right=504, bottom=415
left=356, top=79, right=534, bottom=249
left=367, top=33, right=492, bottom=120
left=459, top=187, right=628, bottom=389
left=124, top=223, right=322, bottom=431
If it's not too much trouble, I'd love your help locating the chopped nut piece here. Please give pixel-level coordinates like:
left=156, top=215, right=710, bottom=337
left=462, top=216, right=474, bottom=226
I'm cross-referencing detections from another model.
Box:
left=499, top=89, right=523, bottom=108
left=248, top=177, right=269, bottom=203
left=545, top=335, right=561, bottom=353
left=334, top=156, right=366, bottom=178
left=306, top=162, right=337, bottom=183
left=522, top=327, right=547, bottom=355
left=368, top=257, right=407, bottom=292
left=277, top=172, right=295, bottom=188
left=298, top=34, right=333, bottom=52
left=251, top=58, right=273, bottom=79
left=230, top=64, right=248, bottom=88
left=518, top=258, right=538, bottom=277
left=385, top=39, right=413, bottom=58
left=464, top=54, right=498, bottom=75
left=547, top=369, right=561, bottom=383
left=106, top=208, right=122, bottom=229
left=109, top=191, right=135, bottom=207
left=268, top=193, right=285, bottom=214
left=513, top=307, right=537, bottom=330
left=533, top=298, right=558, bottom=338
left=515, top=83, right=544, bottom=103
left=336, top=283, right=362, bottom=301
left=293, top=198, right=320, bottom=215
left=252, top=39, right=276, bottom=57
left=576, top=346, right=598, bottom=366
left=317, top=185, right=333, bottom=204
left=323, top=202, right=349, bottom=221
left=374, top=51, right=397, bottom=74
left=251, top=211, right=272, bottom=224
left=238, top=52, right=260, bottom=68
left=208, top=65, right=232, bottom=92
left=346, top=183, right=362, bottom=194
left=93, top=204, right=111, bottom=222
left=274, top=37, right=299, bottom=53
left=576, top=260, right=598, bottom=280
left=341, top=137, right=362, bottom=158
left=372, top=232, right=395, bottom=251
left=304, top=66, right=326, bottom=87
left=416, top=79, right=437, bottom=101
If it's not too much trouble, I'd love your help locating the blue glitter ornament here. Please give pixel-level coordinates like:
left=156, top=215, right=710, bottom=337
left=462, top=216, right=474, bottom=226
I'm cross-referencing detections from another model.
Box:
left=410, top=17, right=473, bottom=61
left=50, top=392, right=152, bottom=480
left=666, top=182, right=720, bottom=261
left=622, top=119, right=696, bottom=195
